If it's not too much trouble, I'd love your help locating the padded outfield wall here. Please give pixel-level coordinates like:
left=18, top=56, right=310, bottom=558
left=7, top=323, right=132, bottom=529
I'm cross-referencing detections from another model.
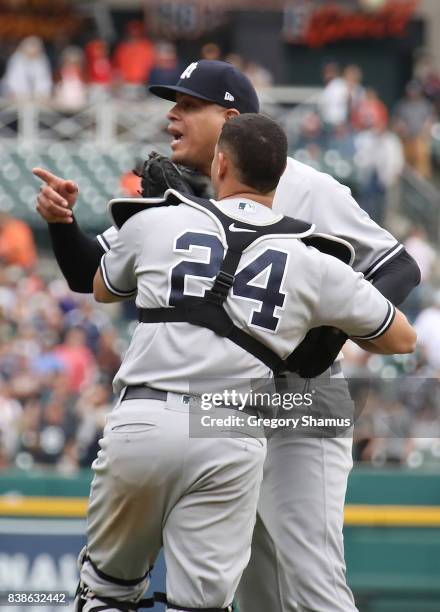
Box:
left=1, top=468, right=440, bottom=611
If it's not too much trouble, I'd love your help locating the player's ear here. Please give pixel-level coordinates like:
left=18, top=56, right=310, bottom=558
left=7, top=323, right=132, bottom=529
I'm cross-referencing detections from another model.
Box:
left=217, top=150, right=228, bottom=180
left=210, top=144, right=224, bottom=191
left=224, top=108, right=240, bottom=122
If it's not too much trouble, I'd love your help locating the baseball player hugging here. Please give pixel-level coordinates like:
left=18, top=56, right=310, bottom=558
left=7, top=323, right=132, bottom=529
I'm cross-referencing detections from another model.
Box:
left=33, top=60, right=420, bottom=612
left=72, top=114, right=415, bottom=612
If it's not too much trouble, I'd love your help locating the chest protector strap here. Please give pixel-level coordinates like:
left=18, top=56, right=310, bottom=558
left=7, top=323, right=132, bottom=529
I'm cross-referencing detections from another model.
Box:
left=110, top=190, right=353, bottom=375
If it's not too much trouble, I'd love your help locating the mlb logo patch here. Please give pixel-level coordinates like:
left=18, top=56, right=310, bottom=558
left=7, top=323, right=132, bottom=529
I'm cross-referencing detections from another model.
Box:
left=238, top=201, right=256, bottom=213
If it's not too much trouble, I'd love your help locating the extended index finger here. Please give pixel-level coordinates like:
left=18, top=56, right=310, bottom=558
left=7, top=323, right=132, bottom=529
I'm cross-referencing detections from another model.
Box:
left=32, top=167, right=63, bottom=188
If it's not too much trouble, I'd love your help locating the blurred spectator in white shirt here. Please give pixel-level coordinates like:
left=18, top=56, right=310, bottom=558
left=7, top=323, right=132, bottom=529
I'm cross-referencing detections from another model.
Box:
left=354, top=101, right=404, bottom=225
left=357, top=134, right=403, bottom=224
left=3, top=36, right=52, bottom=101
left=54, top=46, right=87, bottom=112
left=355, top=124, right=404, bottom=190
left=319, top=61, right=348, bottom=127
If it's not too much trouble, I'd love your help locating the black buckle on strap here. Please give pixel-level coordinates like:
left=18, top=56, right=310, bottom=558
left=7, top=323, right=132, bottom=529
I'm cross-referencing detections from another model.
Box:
left=215, top=270, right=235, bottom=290
left=207, top=271, right=235, bottom=305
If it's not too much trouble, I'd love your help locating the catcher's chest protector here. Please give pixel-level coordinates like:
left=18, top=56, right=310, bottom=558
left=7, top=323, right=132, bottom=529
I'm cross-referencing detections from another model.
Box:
left=110, top=189, right=354, bottom=375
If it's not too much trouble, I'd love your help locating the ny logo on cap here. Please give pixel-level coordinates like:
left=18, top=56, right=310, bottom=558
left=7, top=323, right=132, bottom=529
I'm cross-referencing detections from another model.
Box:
left=224, top=91, right=235, bottom=101
left=180, top=62, right=198, bottom=80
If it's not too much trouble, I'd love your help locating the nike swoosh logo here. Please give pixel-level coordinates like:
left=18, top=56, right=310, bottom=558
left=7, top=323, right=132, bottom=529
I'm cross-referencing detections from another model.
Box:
left=229, top=223, right=257, bottom=233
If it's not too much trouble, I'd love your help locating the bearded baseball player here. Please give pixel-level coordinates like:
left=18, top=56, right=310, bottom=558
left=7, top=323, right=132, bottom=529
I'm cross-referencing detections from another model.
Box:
left=33, top=61, right=420, bottom=612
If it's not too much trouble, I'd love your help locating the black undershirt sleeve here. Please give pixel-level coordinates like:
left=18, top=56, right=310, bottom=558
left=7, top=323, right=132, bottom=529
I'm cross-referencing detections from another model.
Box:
left=369, top=248, right=421, bottom=306
left=48, top=218, right=105, bottom=293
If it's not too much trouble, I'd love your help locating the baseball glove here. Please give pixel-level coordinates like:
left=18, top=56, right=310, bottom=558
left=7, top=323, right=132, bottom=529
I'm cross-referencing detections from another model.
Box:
left=135, top=151, right=212, bottom=199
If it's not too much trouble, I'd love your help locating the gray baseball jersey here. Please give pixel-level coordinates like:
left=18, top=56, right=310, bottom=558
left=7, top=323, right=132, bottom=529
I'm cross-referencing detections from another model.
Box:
left=100, top=195, right=394, bottom=396
left=234, top=158, right=405, bottom=612
left=96, top=159, right=403, bottom=612
left=273, top=157, right=403, bottom=275
left=98, top=157, right=403, bottom=279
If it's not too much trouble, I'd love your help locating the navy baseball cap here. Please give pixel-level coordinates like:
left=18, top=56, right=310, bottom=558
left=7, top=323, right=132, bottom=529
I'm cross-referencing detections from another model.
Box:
left=149, top=59, right=259, bottom=114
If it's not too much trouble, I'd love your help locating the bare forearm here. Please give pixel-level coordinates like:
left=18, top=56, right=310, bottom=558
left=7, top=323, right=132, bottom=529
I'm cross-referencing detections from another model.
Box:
left=93, top=268, right=124, bottom=303
left=356, top=309, right=416, bottom=355
left=355, top=339, right=393, bottom=354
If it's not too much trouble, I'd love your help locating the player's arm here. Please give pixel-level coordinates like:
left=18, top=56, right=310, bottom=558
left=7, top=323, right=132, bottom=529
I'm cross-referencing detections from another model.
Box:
left=33, top=167, right=104, bottom=293
left=348, top=235, right=420, bottom=353
left=355, top=309, right=415, bottom=354
left=93, top=221, right=137, bottom=304
left=313, top=253, right=416, bottom=355
left=93, top=268, right=125, bottom=303
left=350, top=305, right=415, bottom=355
left=368, top=248, right=420, bottom=306
left=49, top=220, right=105, bottom=293
left=352, top=247, right=420, bottom=351
left=283, top=174, right=420, bottom=377
left=312, top=175, right=420, bottom=304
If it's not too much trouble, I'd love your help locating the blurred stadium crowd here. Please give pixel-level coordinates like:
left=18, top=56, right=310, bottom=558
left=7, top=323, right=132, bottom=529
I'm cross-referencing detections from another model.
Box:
left=0, top=225, right=439, bottom=474
left=0, top=26, right=272, bottom=109
left=0, top=256, right=125, bottom=473
left=1, top=27, right=440, bottom=224
left=288, top=51, right=440, bottom=227
left=1, top=23, right=440, bottom=474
